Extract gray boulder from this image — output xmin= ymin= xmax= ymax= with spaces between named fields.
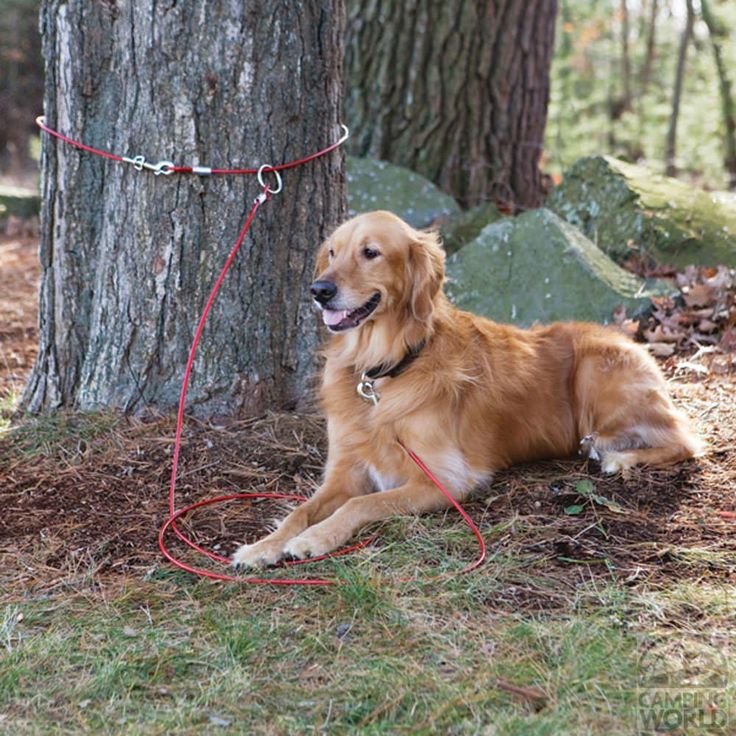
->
xmin=347 ymin=156 xmax=460 ymax=229
xmin=446 ymin=208 xmax=668 ymax=327
xmin=548 ymin=156 xmax=736 ymax=267
xmin=0 ymin=184 xmax=40 ymax=219
xmin=440 ymin=203 xmax=504 ymax=255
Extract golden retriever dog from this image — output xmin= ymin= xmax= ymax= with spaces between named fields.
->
xmin=232 ymin=210 xmax=702 ymax=567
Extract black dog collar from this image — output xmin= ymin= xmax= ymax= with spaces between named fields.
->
xmin=364 ymin=339 xmax=427 ymax=380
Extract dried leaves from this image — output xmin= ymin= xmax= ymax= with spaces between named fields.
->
xmin=615 ymin=265 xmax=736 ymax=370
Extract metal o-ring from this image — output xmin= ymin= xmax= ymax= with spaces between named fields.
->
xmin=257 ymin=164 xmax=283 ymax=194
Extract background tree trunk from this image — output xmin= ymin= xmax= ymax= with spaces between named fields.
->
xmin=344 ymin=0 xmax=558 ymax=211
xmin=639 ymin=0 xmax=659 ymax=95
xmin=0 ymin=0 xmax=43 ymax=179
xmin=24 ymin=0 xmax=346 ymax=416
xmin=619 ymin=0 xmax=632 ymax=112
xmin=665 ymin=0 xmax=694 ymax=177
xmin=700 ymin=0 xmax=736 ymax=190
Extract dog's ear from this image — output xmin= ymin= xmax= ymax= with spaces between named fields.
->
xmin=314 ymin=240 xmax=330 ymax=278
xmin=408 ymin=229 xmax=445 ymax=323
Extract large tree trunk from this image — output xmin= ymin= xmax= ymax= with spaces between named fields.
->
xmin=344 ymin=0 xmax=558 ymax=211
xmin=24 ymin=1 xmax=345 ymax=416
xmin=701 ymin=0 xmax=736 ymax=190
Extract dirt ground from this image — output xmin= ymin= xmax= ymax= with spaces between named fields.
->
xmin=1 ymin=234 xmax=735 ymax=595
xmin=0 ymin=231 xmax=39 ymax=404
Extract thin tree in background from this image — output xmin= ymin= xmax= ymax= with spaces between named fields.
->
xmin=344 ymin=0 xmax=558 ymax=211
xmin=665 ymin=0 xmax=694 ymax=177
xmin=553 ymin=0 xmax=575 ymax=174
xmin=700 ymin=0 xmax=736 ymax=190
xmin=640 ymin=0 xmax=659 ymax=95
xmin=620 ymin=0 xmax=632 ymax=111
xmin=24 ymin=0 xmax=345 ymax=416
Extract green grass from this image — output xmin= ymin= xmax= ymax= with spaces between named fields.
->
xmin=0 ymin=410 xmax=121 ymax=459
xmin=0 ymin=390 xmax=21 ymax=434
xmin=2 ymin=557 xmax=733 ymax=735
xmin=2 ymin=412 xmax=733 ymax=733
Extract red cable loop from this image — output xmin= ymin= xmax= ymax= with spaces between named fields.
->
xmin=36 ymin=116 xmax=349 ymax=176
xmin=38 ymin=115 xmax=487 ymax=586
xmin=36 ymin=116 xmax=125 ymax=162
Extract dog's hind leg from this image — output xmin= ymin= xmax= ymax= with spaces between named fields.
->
xmin=580 ymin=418 xmax=702 ymax=473
xmin=582 ymin=406 xmax=704 ymax=472
xmin=574 ymin=341 xmax=702 ymax=474
xmin=599 ymin=444 xmax=699 ymax=474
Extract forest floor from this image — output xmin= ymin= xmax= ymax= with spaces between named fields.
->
xmin=1 ymin=232 xmax=735 ymax=734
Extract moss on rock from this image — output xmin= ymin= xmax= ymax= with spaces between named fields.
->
xmin=446 ymin=208 xmax=669 ymax=326
xmin=347 ymin=157 xmax=460 ymax=229
xmin=439 ymin=203 xmax=504 ymax=255
xmin=547 ymin=156 xmax=736 ymax=267
xmin=0 ymin=184 xmax=40 ymax=220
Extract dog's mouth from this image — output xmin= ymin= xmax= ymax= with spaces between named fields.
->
xmin=321 ymin=292 xmax=381 ymax=332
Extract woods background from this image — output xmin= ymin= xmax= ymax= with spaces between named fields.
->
xmin=2 ymin=0 xmax=736 ymax=192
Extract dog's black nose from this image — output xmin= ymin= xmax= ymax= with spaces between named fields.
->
xmin=310 ymin=280 xmax=337 ymax=304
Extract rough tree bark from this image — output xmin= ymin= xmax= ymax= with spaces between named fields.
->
xmin=24 ymin=1 xmax=346 ymax=416
xmin=344 ymin=0 xmax=558 ymax=210
xmin=701 ymin=0 xmax=736 ymax=190
xmin=665 ymin=0 xmax=694 ymax=177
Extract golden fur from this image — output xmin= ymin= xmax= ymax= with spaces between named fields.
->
xmin=233 ymin=210 xmax=702 ymax=567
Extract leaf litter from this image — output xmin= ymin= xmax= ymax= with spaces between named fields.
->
xmin=1 ymin=236 xmax=735 ymax=604
xmin=615 ymin=263 xmax=736 ymax=374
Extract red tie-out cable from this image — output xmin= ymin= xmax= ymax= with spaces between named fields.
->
xmin=37 ymin=116 xmax=487 ymax=586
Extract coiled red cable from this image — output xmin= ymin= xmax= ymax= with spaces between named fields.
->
xmin=38 ymin=116 xmax=486 ymax=585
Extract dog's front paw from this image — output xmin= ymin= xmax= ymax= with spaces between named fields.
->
xmin=283 ymin=527 xmax=340 ymax=561
xmin=232 ymin=538 xmax=286 ymax=569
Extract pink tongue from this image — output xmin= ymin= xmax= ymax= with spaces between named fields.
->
xmin=322 ymin=309 xmax=349 ymax=326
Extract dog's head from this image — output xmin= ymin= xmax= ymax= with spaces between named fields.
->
xmin=312 ymin=211 xmax=445 ymax=334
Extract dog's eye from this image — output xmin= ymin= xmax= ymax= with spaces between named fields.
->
xmin=363 ymin=246 xmax=380 ymax=260
xmin=328 ymin=248 xmax=335 ymax=259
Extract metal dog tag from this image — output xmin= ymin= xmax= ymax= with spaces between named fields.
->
xmin=356 ymin=374 xmax=380 ymax=406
